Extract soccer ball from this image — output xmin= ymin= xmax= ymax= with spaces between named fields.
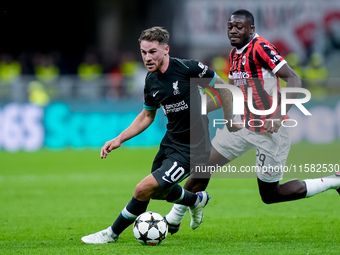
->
xmin=133 ymin=211 xmax=168 ymax=246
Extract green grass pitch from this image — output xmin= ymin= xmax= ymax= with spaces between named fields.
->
xmin=1 ymin=142 xmax=339 ymax=255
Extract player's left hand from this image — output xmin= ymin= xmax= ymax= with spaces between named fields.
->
xmin=226 ymin=120 xmax=243 ymax=132
xmin=264 ymin=118 xmax=281 ymax=133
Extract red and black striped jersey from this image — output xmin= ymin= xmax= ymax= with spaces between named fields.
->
xmin=229 ymin=34 xmax=288 ymax=133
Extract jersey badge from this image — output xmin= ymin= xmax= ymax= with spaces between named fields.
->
xmin=242 ymin=55 xmax=247 ymax=65
xmin=173 ymin=80 xmax=180 ymax=95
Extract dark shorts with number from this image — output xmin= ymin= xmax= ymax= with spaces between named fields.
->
xmin=151 ymin=143 xmax=191 ymax=190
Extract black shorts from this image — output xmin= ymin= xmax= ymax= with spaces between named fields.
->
xmin=151 ymin=145 xmax=190 ymax=190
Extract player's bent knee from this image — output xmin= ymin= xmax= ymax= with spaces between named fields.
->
xmin=259 ymin=193 xmax=277 ymax=204
xmin=258 ymin=187 xmax=281 ymax=204
xmin=134 ymin=180 xmax=164 ymax=201
xmin=134 ymin=182 xmax=154 ymax=200
xmin=257 ymin=179 xmax=281 ymax=204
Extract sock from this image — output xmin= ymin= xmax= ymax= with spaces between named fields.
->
xmin=304 ymin=176 xmax=340 ymax=197
xmin=165 ymin=204 xmax=188 ymax=225
xmin=111 ymin=197 xmax=149 ymax=235
xmin=165 ymin=184 xmax=198 ymax=206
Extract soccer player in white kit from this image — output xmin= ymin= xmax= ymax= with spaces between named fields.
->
xmin=165 ymin=9 xmax=340 ymax=234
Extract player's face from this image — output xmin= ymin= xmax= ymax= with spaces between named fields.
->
xmin=140 ymin=40 xmax=169 ymax=73
xmin=227 ymin=14 xmax=255 ymax=49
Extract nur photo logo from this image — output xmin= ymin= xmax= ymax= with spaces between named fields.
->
xmin=200 ymin=81 xmax=312 ymax=128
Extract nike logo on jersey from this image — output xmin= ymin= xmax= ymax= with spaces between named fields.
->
xmin=153 ymin=91 xmax=160 ymax=97
xmin=162 ymin=176 xmax=172 ymax=183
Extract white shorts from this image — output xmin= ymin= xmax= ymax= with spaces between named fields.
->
xmin=211 ymin=126 xmax=291 ymax=182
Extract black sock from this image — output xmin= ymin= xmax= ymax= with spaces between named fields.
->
xmin=111 ymin=197 xmax=149 ymax=235
xmin=165 ymin=184 xmax=198 ymax=206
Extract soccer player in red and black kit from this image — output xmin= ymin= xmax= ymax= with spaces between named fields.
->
xmin=165 ymin=9 xmax=340 ymax=233
xmin=81 ymin=26 xmax=233 ymax=243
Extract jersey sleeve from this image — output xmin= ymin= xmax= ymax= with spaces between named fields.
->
xmin=228 ymin=48 xmax=236 ymax=82
xmin=186 ymin=59 xmax=217 ymax=86
xmin=255 ymin=42 xmax=287 ymax=74
xmin=143 ymin=79 xmax=159 ymax=111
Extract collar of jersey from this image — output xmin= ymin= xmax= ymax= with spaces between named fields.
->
xmin=157 ymin=57 xmax=173 ymax=76
xmin=236 ymin=33 xmax=259 ymax=54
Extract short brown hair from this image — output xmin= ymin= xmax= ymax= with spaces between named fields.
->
xmin=138 ymin=26 xmax=170 ymax=44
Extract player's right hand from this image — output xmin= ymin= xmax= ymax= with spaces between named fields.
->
xmin=100 ymin=138 xmax=122 ymax=159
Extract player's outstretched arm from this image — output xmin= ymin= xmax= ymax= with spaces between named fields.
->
xmin=100 ymin=109 xmax=157 ymax=159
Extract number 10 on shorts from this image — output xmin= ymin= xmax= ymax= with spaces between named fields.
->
xmin=164 ymin=162 xmax=185 ymax=183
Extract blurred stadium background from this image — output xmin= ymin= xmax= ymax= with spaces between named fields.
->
xmin=1 ymin=0 xmax=340 ymax=151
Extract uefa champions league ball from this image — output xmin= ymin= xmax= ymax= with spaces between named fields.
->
xmin=133 ymin=211 xmax=168 ymax=245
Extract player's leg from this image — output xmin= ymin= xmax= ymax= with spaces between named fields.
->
xmin=81 ymin=177 xmax=153 ymax=244
xmin=166 ymin=126 xmax=250 ymax=233
xmin=111 ymin=168 xmax=206 ymax=239
xmin=81 ymin=148 xmax=168 ymax=244
xmin=81 ymin=195 xmax=148 ymax=244
xmin=257 ymin=178 xmax=307 ymax=203
xmin=81 ymin=167 xmax=202 ymax=244
xmin=186 ymin=147 xmax=229 ymax=229
xmin=255 ymin=146 xmax=306 ymax=203
xmin=112 ymin=146 xmax=200 ymax=238
xmin=164 ymin=171 xmax=210 ymax=233
xmin=183 ymin=146 xmax=231 ymax=192
xmin=303 ymin=173 xmax=340 ymax=197
xmin=258 ymin=173 xmax=340 ymax=203
xmin=182 ymin=168 xmax=211 ymax=193
xmin=255 ymin=126 xmax=305 ymax=203
xmin=165 ymin=146 xmax=229 ymax=233
xmin=152 ymin=157 xmax=210 ymax=230
xmin=255 ymin=126 xmax=340 ymax=203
